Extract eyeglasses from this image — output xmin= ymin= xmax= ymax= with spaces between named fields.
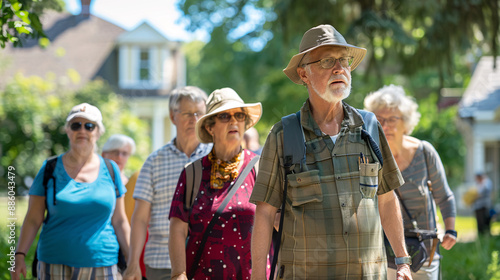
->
xmin=302 ymin=56 xmax=354 ymax=69
xmin=177 ymin=111 xmax=204 ymax=119
xmin=106 ymin=150 xmax=131 ymax=158
xmin=70 ymin=122 xmax=96 ymax=132
xmin=216 ymin=112 xmax=247 ymax=123
xmin=376 ymin=116 xmax=402 ymax=127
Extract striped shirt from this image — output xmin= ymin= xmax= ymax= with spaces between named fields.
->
xmin=133 ymin=139 xmax=212 ymax=269
xmin=250 ymin=100 xmax=404 ymax=280
xmin=398 ymin=140 xmax=456 ymax=256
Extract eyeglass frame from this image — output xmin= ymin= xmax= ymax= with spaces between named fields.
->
xmin=301 ymin=56 xmax=354 ymax=69
xmin=70 ymin=122 xmax=97 ymax=132
xmin=376 ymin=116 xmax=402 ymax=127
xmin=175 ymin=110 xmax=204 ymax=119
xmin=104 ymin=149 xmax=131 ymax=158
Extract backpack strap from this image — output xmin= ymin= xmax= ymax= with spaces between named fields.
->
xmin=357 ymin=109 xmax=383 ymax=166
xmin=270 ymin=111 xmax=306 ymax=279
xmin=183 ymin=159 xmax=203 ymax=211
xmin=43 ymin=156 xmax=59 ymax=206
xmin=103 ymin=158 xmax=119 ymax=197
xmin=281 ymin=111 xmax=306 ymax=170
xmin=42 ymin=156 xmax=58 ymax=223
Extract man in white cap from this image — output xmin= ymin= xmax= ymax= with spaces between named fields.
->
xmin=250 ymin=24 xmax=412 ymax=280
xmin=124 ymin=86 xmax=212 ymax=280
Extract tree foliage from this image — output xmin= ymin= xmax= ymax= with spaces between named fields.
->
xmin=177 ymin=0 xmax=493 ymax=187
xmin=0 ymin=0 xmax=64 ymax=48
xmin=0 ymin=75 xmax=150 ymax=193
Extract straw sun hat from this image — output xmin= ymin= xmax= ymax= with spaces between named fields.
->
xmin=283 ymin=24 xmax=367 ymax=84
xmin=196 ymin=88 xmax=262 ymax=143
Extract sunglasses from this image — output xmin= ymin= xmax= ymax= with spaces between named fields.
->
xmin=70 ymin=122 xmax=97 ymax=132
xmin=216 ymin=112 xmax=247 ymax=123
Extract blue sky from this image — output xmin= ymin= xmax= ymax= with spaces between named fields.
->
xmin=64 ymin=0 xmax=209 ymax=42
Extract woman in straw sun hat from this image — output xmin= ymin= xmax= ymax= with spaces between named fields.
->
xmin=168 ymin=87 xmax=268 ymax=280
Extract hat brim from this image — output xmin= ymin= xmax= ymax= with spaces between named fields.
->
xmin=283 ymin=43 xmax=367 ymax=84
xmin=196 ymin=102 xmax=262 ymax=143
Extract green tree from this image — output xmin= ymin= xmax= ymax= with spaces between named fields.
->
xmin=0 ymin=74 xmax=150 ymax=193
xmin=179 ymin=0 xmax=486 ymax=186
xmin=0 ymin=0 xmax=64 ymax=48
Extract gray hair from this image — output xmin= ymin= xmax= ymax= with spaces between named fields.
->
xmin=169 ymin=86 xmax=208 ymax=113
xmin=102 ymin=134 xmax=136 ymax=154
xmin=364 ymin=84 xmax=421 ymax=135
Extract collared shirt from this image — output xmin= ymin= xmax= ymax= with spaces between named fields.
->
xmin=133 ymin=139 xmax=212 ymax=269
xmin=250 ymin=99 xmax=404 ymax=280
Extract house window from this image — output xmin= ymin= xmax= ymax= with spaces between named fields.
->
xmin=139 ymin=49 xmax=150 ymax=81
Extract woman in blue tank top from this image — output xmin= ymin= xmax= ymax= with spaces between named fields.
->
xmin=11 ymin=103 xmax=130 ymax=280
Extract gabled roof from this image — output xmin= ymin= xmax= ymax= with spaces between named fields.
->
xmin=0 ymin=11 xmax=124 ymax=89
xmin=116 ymin=21 xmax=175 ymax=46
xmin=459 ymin=56 xmax=500 ymax=119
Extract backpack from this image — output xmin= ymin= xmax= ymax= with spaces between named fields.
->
xmin=269 ymin=108 xmax=383 ymax=279
xmin=32 ymin=156 xmax=124 ymax=277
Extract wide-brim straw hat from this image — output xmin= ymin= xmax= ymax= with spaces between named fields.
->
xmin=283 ymin=24 xmax=367 ymax=84
xmin=196 ymin=88 xmax=262 ymax=143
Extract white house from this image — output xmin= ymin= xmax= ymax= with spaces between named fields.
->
xmin=457 ymin=56 xmax=500 ymax=195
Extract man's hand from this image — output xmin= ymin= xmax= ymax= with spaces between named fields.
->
xmin=441 ymin=233 xmax=457 ymax=250
xmin=396 ymin=264 xmax=412 ymax=280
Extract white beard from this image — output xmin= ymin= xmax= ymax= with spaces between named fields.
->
xmin=313 ymin=79 xmax=351 ymax=103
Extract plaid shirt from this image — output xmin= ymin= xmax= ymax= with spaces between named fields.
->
xmin=133 ymin=139 xmax=212 ymax=269
xmin=250 ymin=100 xmax=404 ymax=280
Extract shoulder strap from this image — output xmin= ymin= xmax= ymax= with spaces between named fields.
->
xmin=184 ymin=159 xmax=203 ymax=211
xmin=281 ymin=111 xmax=306 ymax=170
xmin=270 ymin=111 xmax=305 ymax=280
xmin=421 ymin=141 xmax=438 ymax=230
xmin=188 ymin=155 xmax=259 ymax=277
xmin=357 ymin=109 xmax=383 ymax=166
xmin=43 ymin=156 xmax=58 ymax=206
xmin=358 ymin=109 xmax=380 ymax=146
xmin=104 ymin=158 xmax=119 ymax=197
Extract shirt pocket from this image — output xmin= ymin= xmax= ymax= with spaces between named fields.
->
xmin=287 ymin=170 xmax=323 ymax=206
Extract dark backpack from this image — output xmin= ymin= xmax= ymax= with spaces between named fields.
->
xmin=32 ymin=156 xmax=123 ymax=277
xmin=269 ymin=108 xmax=382 ymax=279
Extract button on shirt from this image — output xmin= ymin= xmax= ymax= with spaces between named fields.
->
xmin=133 ymin=139 xmax=212 ymax=268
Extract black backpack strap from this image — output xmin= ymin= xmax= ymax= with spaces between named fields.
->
xmin=270 ymin=111 xmax=306 ymax=279
xmin=103 ymin=158 xmax=119 ymax=196
xmin=357 ymin=109 xmax=383 ymax=166
xmin=43 ymin=156 xmax=58 ymax=206
xmin=281 ymin=111 xmax=306 ymax=170
xmin=183 ymin=159 xmax=203 ymax=212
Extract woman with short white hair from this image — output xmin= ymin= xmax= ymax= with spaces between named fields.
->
xmin=364 ymin=85 xmax=457 ymax=280
xmin=102 ymin=134 xmax=136 ymax=184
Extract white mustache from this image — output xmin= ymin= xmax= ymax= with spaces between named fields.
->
xmin=328 ymin=76 xmax=348 ymax=84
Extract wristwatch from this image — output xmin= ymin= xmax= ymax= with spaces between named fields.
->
xmin=395 ymin=256 xmax=412 ymax=266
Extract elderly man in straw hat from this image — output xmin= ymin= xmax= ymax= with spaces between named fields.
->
xmin=250 ymin=24 xmax=412 ymax=280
